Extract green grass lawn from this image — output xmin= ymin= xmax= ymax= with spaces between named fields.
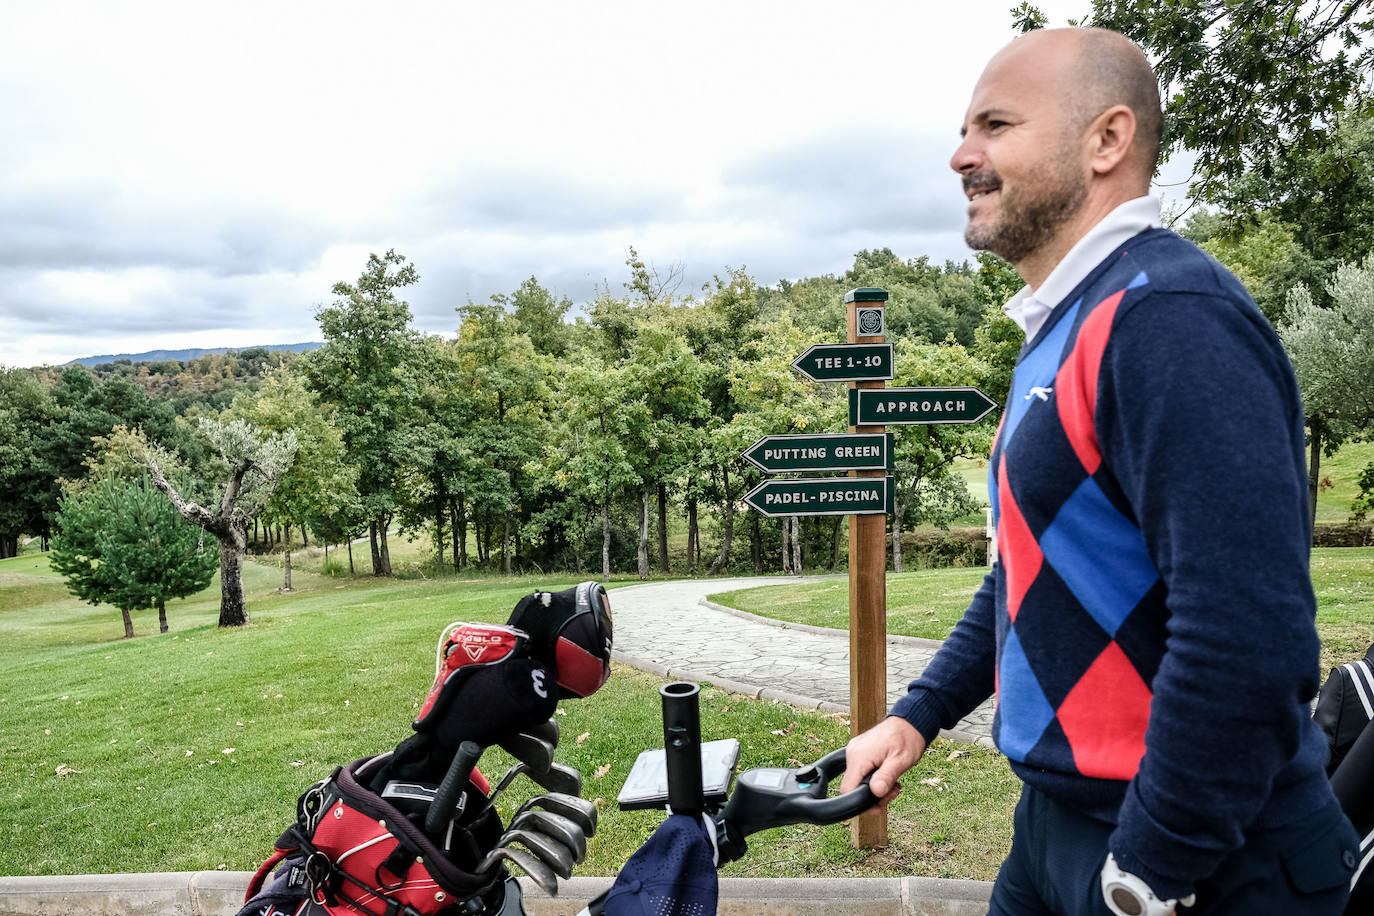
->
xmin=1314 ymin=439 xmax=1374 ymax=526
xmin=0 ymin=553 xmax=1017 ymax=881
xmin=713 ymin=548 xmax=1374 ymax=672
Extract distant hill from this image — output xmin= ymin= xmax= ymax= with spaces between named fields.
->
xmin=67 ymin=341 xmax=325 ymax=367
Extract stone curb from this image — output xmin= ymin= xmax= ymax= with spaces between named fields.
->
xmin=0 ymin=872 xmax=992 ymax=916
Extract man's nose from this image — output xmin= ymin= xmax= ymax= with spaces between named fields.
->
xmin=950 ymin=134 xmax=980 ymax=174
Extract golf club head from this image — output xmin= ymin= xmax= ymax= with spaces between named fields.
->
xmin=500 ymin=827 xmax=576 ymax=879
xmin=528 ymin=761 xmax=582 ymax=796
xmin=526 ymin=717 xmax=560 ymax=748
xmin=477 ymin=845 xmax=559 ymax=897
xmin=498 ymin=732 xmax=555 ymax=776
xmin=486 ymin=762 xmax=529 ymax=804
xmin=516 ymin=792 xmax=598 ymax=837
xmin=510 ymin=809 xmax=587 ymax=863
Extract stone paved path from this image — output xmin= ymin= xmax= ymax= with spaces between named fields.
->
xmin=608 ymin=576 xmax=995 ymax=746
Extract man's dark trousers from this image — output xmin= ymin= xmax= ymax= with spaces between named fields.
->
xmin=987 ymin=785 xmax=1359 ymax=915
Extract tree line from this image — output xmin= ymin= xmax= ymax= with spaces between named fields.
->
xmin=6 ymin=0 xmax=1374 ymax=632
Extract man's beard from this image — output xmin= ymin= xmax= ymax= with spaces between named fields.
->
xmin=963 ymin=156 xmax=1087 ymax=264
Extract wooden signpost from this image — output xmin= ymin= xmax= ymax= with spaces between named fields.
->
xmin=740 ymin=286 xmax=998 ymax=850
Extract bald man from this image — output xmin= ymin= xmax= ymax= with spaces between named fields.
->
xmin=842 ymin=28 xmax=1359 ymax=916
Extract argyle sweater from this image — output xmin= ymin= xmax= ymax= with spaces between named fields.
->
xmin=890 ymin=228 xmax=1334 ymax=898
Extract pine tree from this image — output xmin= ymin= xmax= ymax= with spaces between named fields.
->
xmin=50 ymin=476 xmax=217 ymax=638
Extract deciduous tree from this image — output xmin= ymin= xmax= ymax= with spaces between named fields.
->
xmin=143 ymin=418 xmax=297 ymax=626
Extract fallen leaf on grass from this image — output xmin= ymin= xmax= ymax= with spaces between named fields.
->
xmin=555 ymin=708 xmax=567 ymax=716
xmin=946 ymin=751 xmax=964 ymax=761
xmin=576 ymin=732 xmax=591 ymax=745
xmin=222 ymin=748 xmax=235 ymax=755
xmin=593 ymin=797 xmax=606 ymax=807
xmin=55 ymin=764 xmax=77 ymax=777
xmin=593 ymin=763 xmax=611 ymax=779
xmin=919 ymin=776 xmax=943 ymax=788
xmin=720 ymin=706 xmax=729 ymax=714
xmin=291 ymin=761 xmax=305 ymax=767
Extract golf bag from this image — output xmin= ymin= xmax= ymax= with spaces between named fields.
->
xmin=241 ymin=754 xmax=507 ymax=916
xmin=238 ymin=583 xmax=614 ymax=916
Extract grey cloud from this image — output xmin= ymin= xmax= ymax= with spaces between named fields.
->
xmin=406 ymin=166 xmax=687 ymax=235
xmin=0 ymin=181 xmax=333 ymax=276
xmin=718 ymin=129 xmax=966 ymax=235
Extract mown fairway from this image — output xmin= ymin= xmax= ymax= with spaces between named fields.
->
xmin=0 ymin=549 xmax=1018 ymax=881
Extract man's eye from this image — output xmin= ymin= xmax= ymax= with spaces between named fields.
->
xmin=988 ymin=121 xmax=1008 ymax=132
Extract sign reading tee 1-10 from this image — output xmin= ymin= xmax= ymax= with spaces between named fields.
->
xmin=791 ymin=343 xmax=893 ymax=382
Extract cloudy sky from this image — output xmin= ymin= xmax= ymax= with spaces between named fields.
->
xmin=1 ymin=0 xmax=1187 ymax=368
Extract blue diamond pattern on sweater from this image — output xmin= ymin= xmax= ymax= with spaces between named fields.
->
xmin=996 ymin=627 xmax=1056 ymax=761
xmin=1039 ymin=476 xmax=1159 ymax=637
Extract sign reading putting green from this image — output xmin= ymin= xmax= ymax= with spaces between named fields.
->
xmin=743 ymin=476 xmax=893 ymax=517
xmin=791 ymin=343 xmax=893 ymax=382
xmin=742 ymin=433 xmax=893 ymax=473
xmin=849 ymin=386 xmax=998 ymax=426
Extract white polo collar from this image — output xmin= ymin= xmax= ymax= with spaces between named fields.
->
xmin=1003 ymin=196 xmax=1162 ymax=343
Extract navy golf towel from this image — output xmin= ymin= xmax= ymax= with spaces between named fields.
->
xmin=602 ymin=814 xmax=718 ymax=916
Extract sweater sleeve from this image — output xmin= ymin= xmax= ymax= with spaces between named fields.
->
xmin=889 ymin=567 xmax=997 ymax=743
xmin=1096 ymin=290 xmax=1321 ymax=897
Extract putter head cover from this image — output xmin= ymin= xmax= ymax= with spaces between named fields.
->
xmin=506 ymin=581 xmax=613 ymax=699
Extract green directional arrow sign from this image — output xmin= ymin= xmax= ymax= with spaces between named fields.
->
xmin=742 ymin=433 xmax=892 ymax=473
xmin=849 ymin=386 xmax=998 ymax=426
xmin=791 ymin=343 xmax=894 ymax=382
xmin=743 ymin=476 xmax=892 ymax=518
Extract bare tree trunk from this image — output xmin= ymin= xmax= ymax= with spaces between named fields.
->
xmin=1309 ymin=416 xmax=1322 ymax=531
xmin=637 ymin=490 xmax=651 ymax=579
xmin=657 ymin=482 xmax=669 ymax=573
xmin=369 ymin=522 xmax=382 ymax=575
xmin=831 ymin=517 xmax=843 ymax=570
xmin=750 ymin=514 xmax=762 ymax=574
xmin=791 ymin=516 xmax=803 ymax=573
xmin=122 ymin=608 xmax=135 ymax=639
xmin=300 ymin=524 xmax=307 ymax=547
xmin=219 ymin=533 xmax=249 ymax=626
xmin=892 ymin=501 xmax=905 ymax=573
xmin=435 ymin=502 xmax=445 ymax=569
xmin=347 ymin=538 xmax=354 ymax=575
xmin=283 ymin=543 xmax=293 ymax=591
xmin=601 ymin=496 xmax=612 ymax=582
xmin=502 ymin=515 xmax=512 ymax=575
xmin=709 ymin=465 xmax=734 ymax=574
xmin=456 ymin=494 xmax=468 ymax=569
xmin=157 ymin=599 xmax=168 ymax=634
xmin=0 ymin=535 xmax=16 ymax=559
xmin=781 ymin=518 xmax=792 ymax=574
xmin=686 ymin=498 xmax=698 ymax=574
xmin=378 ymin=516 xmax=393 ymax=576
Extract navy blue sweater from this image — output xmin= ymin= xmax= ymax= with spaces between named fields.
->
xmin=890 ymin=228 xmax=1334 ymax=898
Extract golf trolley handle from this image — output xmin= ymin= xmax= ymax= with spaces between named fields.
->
xmin=426 ymin=739 xmax=483 ymax=836
xmin=719 ymin=746 xmax=879 ymax=841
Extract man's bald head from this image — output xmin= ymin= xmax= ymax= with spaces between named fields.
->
xmin=1069 ymin=29 xmax=1162 ymax=174
xmin=1014 ymin=28 xmax=1163 ymax=177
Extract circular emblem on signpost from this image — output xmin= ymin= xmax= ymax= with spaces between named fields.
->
xmin=856 ymin=307 xmax=885 ymax=337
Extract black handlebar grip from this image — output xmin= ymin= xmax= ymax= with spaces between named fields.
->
xmin=426 ymin=739 xmax=483 ymax=836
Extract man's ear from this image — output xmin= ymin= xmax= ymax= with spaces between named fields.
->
xmin=1086 ymin=104 xmax=1137 ymax=176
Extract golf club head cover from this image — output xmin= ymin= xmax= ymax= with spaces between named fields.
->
xmin=506 ymin=581 xmax=613 ymax=699
xmin=377 ymin=624 xmax=557 ymax=790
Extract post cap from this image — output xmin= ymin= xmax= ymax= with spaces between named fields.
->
xmin=845 ymin=287 xmax=889 ymax=303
